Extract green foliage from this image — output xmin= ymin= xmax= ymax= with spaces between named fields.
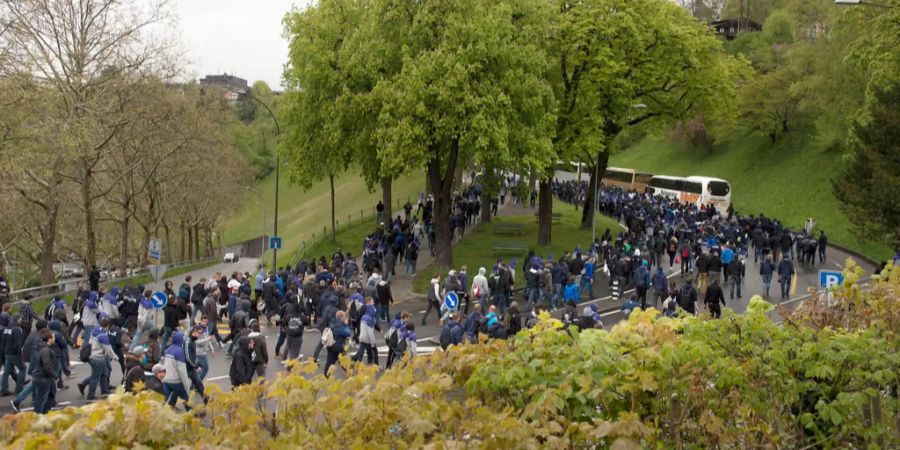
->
xmin=762 ymin=9 xmax=796 ymax=45
xmin=3 ymin=263 xmax=896 ymax=448
xmin=832 ymin=81 xmax=900 ymax=247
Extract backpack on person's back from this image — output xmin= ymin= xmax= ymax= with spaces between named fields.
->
xmin=320 ymin=326 xmax=335 ymax=348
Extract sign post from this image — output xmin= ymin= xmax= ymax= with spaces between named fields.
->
xmin=148 ymin=238 xmax=161 ymax=265
xmin=269 ymin=237 xmax=282 ymax=250
xmin=818 ymin=270 xmax=844 ymax=290
xmin=147 ymin=264 xmax=169 ymax=283
xmin=150 ymin=291 xmax=168 ymax=309
xmin=443 ymin=291 xmax=459 ymax=311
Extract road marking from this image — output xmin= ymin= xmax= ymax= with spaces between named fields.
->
xmin=21 ymin=401 xmax=71 ymax=412
xmin=206 ymin=375 xmax=230 ymax=382
xmin=600 ymin=310 xmax=621 ymax=318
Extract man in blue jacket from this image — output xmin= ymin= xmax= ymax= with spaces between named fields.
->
xmin=651 ymin=267 xmax=668 ymax=309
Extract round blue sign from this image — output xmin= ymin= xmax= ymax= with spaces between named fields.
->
xmin=443 ymin=291 xmax=459 ymax=310
xmin=151 ymin=291 xmax=168 ymax=309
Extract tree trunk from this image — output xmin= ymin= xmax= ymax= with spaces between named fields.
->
xmin=329 ymin=174 xmax=336 ymax=242
xmin=381 ymin=177 xmax=393 ymax=225
xmin=194 ymin=225 xmax=201 ymax=261
xmin=180 ymin=221 xmax=186 ymax=263
xmin=39 ymin=205 xmax=61 ymax=285
xmin=427 ymin=138 xmax=460 ymax=269
xmin=205 ymin=228 xmax=213 ymax=258
xmin=537 ymin=178 xmax=553 ymax=245
xmin=119 ymin=216 xmax=130 ymax=276
xmin=81 ymin=166 xmax=97 ymax=269
xmin=480 ymin=162 xmax=495 ymax=223
xmin=187 ymin=225 xmax=194 ymax=261
xmin=580 ymin=150 xmax=609 ymax=229
xmin=164 ymin=223 xmax=171 ymax=264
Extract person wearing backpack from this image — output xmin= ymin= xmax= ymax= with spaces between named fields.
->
xmin=352 ymin=299 xmax=379 ymax=364
xmin=384 ymin=311 xmax=409 ymax=369
xmin=633 ymin=261 xmax=651 ymax=309
xmin=463 ymin=304 xmax=484 ymax=344
xmin=323 ymin=311 xmax=352 ymax=378
xmin=679 ymin=242 xmax=691 ymax=275
xmin=677 ymin=280 xmax=698 ymax=316
xmin=282 ymin=293 xmax=309 ymax=362
xmin=77 ymin=317 xmax=119 ymax=400
xmin=229 ymin=337 xmax=254 ymax=388
xmin=503 ymin=302 xmax=522 ymax=338
xmin=439 ymin=312 xmax=463 ymax=350
xmin=651 ymin=267 xmax=668 ymax=309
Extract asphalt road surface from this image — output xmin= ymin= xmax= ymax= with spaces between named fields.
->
xmin=0 ymin=234 xmax=875 ymax=415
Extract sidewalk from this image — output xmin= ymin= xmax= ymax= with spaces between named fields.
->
xmin=387 ymin=198 xmax=520 ymax=303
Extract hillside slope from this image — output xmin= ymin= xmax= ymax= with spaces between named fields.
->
xmin=611 ymin=131 xmax=890 ymax=260
xmin=223 ymin=171 xmax=426 ymax=261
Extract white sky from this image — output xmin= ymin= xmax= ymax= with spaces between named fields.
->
xmin=172 ymin=0 xmax=310 ymax=90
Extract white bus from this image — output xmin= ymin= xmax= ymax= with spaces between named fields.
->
xmin=646 ymin=175 xmax=732 ymax=211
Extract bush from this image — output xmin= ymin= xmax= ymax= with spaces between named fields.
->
xmin=2 ymin=263 xmax=897 ymax=449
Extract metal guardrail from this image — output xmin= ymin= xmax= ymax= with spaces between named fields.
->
xmin=5 ymin=257 xmax=218 ymax=303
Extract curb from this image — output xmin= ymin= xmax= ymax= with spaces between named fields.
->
xmin=828 ymin=242 xmax=880 ymax=268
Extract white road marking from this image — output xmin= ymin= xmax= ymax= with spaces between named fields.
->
xmin=205 ymin=375 xmax=230 ymax=382
xmin=21 ymin=401 xmax=71 ymax=412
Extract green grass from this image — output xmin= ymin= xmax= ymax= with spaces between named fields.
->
xmin=223 ymin=170 xmax=426 ymax=267
xmin=610 ymin=131 xmax=892 ymax=261
xmin=410 ymin=202 xmax=621 ymax=294
xmin=291 ymin=217 xmax=379 ymax=264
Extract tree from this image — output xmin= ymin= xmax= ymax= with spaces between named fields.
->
xmin=0 ymin=0 xmax=176 ymax=270
xmin=281 ymin=2 xmax=360 ymax=242
xmin=543 ymin=0 xmax=743 ymax=230
xmin=373 ymin=0 xmax=556 ymax=267
xmin=833 ymin=81 xmax=900 ymax=247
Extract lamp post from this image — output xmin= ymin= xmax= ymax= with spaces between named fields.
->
xmin=244 ymin=186 xmax=268 ymax=259
xmin=236 ymin=90 xmax=281 ymax=270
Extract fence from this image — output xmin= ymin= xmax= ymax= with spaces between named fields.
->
xmin=288 ymin=196 xmax=412 ymax=267
xmin=4 ymin=256 xmax=221 ymax=304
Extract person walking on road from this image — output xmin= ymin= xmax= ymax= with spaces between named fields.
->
xmin=777 ymin=255 xmax=795 ymax=300
xmin=31 ymin=328 xmax=58 ymax=414
xmin=759 ymin=257 xmax=775 ymax=298
xmin=704 ymin=279 xmax=726 ymax=319
xmin=727 ymin=257 xmax=745 ymax=300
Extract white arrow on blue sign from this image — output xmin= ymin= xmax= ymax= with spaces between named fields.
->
xmin=150 ymin=291 xmax=168 ymax=309
xmin=443 ymin=291 xmax=459 ymax=310
xmin=818 ymin=270 xmax=844 ymax=289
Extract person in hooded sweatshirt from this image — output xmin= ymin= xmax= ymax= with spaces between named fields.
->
xmin=352 ymin=299 xmax=379 ymax=364
xmin=226 ymin=300 xmax=251 ymax=357
xmin=48 ymin=320 xmax=70 ymax=388
xmin=470 ymin=267 xmax=491 ymax=312
xmin=229 ymin=336 xmax=255 ymax=387
xmin=80 ymin=291 xmax=101 ymax=344
xmin=323 ymin=311 xmax=352 ymax=378
xmin=119 ymin=285 xmax=141 ymax=334
xmin=10 ymin=320 xmax=47 ymax=411
xmin=248 ymin=321 xmax=268 ymax=379
xmin=101 ymin=287 xmax=121 ymax=325
xmin=161 ymin=331 xmax=192 ymax=410
xmin=31 ymin=329 xmax=58 ymax=414
xmin=1 ymin=314 xmax=26 ymax=396
xmin=78 ymin=317 xmax=119 ymax=400
xmin=132 ymin=290 xmax=155 ymax=350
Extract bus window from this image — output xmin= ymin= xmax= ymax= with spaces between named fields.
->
xmin=708 ymin=181 xmax=730 ymax=196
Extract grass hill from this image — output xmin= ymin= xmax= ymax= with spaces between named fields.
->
xmin=223 ymin=171 xmax=426 ymax=264
xmin=611 ymin=130 xmax=891 ymax=260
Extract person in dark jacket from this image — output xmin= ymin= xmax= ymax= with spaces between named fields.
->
xmin=31 ymin=329 xmax=58 ymax=414
xmin=119 ymin=285 xmax=141 ymax=334
xmin=727 ymin=258 xmax=745 ymax=300
xmin=677 ymin=280 xmax=698 ymax=315
xmin=48 ymin=320 xmax=70 ymax=387
xmin=261 ymin=273 xmax=279 ymax=326
xmin=704 ymin=279 xmax=726 ymax=319
xmin=282 ymin=292 xmax=308 ymax=361
xmin=1 ymin=314 xmax=26 ymax=395
xmin=504 ymin=302 xmax=522 ymax=338
xmin=9 ymin=320 xmax=48 ymax=410
xmin=248 ymin=321 xmax=268 ymax=379
xmin=759 ymin=256 xmax=775 ymax=298
xmin=161 ymin=293 xmax=180 ymax=350
xmin=777 ymin=255 xmax=795 ymax=299
xmin=229 ymin=337 xmax=255 ymax=387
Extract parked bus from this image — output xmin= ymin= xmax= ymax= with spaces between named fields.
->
xmin=646 ymin=175 xmax=732 ymax=211
xmin=601 ymin=167 xmax=653 ymax=191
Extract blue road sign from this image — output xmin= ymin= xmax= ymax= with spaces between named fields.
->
xmin=819 ymin=270 xmax=844 ymax=289
xmin=270 ymin=237 xmax=282 ymax=250
xmin=150 ymin=291 xmax=168 ymax=309
xmin=444 ymin=291 xmax=459 ymax=310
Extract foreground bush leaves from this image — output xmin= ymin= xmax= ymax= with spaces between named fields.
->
xmin=1 ymin=264 xmax=897 ymax=449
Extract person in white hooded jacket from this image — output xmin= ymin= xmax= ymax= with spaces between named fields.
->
xmin=470 ymin=267 xmax=491 ymax=311
xmin=352 ymin=298 xmax=378 ymax=364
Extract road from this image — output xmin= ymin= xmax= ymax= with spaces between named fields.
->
xmin=0 ymin=232 xmax=876 ymax=415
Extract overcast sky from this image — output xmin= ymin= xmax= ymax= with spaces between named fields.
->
xmin=173 ymin=0 xmax=309 ymax=90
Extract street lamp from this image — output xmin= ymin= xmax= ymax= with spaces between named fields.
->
xmin=245 ymin=186 xmax=268 ymax=260
xmin=235 ymin=89 xmax=281 ymax=271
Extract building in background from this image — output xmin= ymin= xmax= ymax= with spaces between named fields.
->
xmin=200 ymin=73 xmax=248 ymax=101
